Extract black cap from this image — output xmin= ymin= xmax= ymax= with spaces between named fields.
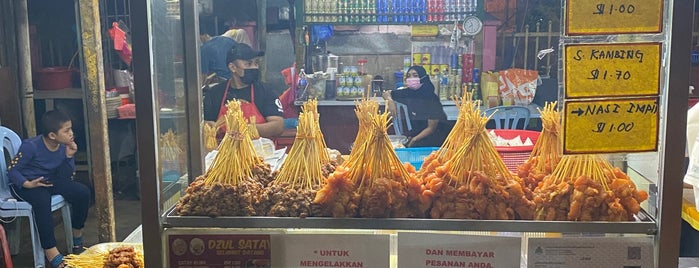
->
xmin=226 ymin=42 xmax=265 ymax=63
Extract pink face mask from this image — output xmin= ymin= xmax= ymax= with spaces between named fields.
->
xmin=406 ymin=77 xmax=422 ymax=89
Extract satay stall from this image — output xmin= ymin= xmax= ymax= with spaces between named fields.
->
xmin=123 ymin=0 xmax=691 ymax=267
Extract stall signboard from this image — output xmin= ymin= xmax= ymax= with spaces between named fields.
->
xmin=167 ymin=233 xmax=273 ymax=268
xmin=563 ymin=97 xmax=659 ymax=154
xmin=527 ymin=237 xmax=654 ymax=268
xmin=397 ymin=232 xmax=521 ymax=268
xmin=280 ymin=234 xmax=390 ymax=267
xmin=565 ymin=0 xmax=663 ymax=35
xmin=564 ymin=43 xmax=661 ymax=99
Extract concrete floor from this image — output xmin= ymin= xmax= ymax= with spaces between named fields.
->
xmin=7 ymin=198 xmax=142 ymax=267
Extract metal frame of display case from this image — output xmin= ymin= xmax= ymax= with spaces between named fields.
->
xmin=131 ymin=1 xmax=693 ymax=267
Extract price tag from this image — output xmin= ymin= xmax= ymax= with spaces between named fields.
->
xmin=397 ymin=232 xmax=521 ymax=268
xmin=280 ymin=234 xmax=390 ymax=267
xmin=565 ymin=0 xmax=663 ymax=35
xmin=563 ymin=98 xmax=659 ymax=154
xmin=527 ymin=237 xmax=653 ymax=268
xmin=564 ymin=43 xmax=661 ymax=99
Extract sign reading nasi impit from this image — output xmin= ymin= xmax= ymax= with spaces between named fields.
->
xmin=564 ymin=43 xmax=661 ymax=99
xmin=566 ymin=0 xmax=663 ymax=35
xmin=563 ymin=98 xmax=659 ymax=154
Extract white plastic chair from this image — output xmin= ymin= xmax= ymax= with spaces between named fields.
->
xmin=392 ymin=101 xmax=413 ymax=137
xmin=1 ymin=126 xmax=73 ymax=267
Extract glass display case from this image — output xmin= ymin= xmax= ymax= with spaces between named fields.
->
xmin=129 ymin=1 xmax=692 ymax=267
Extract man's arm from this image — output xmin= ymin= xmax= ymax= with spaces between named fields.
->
xmin=258 ymin=116 xmax=284 ymax=138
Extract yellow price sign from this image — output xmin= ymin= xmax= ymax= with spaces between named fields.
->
xmin=564 ymin=43 xmax=661 ymax=99
xmin=563 ymin=98 xmax=658 ymax=154
xmin=566 ymin=0 xmax=663 ymax=35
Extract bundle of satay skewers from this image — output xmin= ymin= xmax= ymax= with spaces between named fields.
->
xmin=64 ymin=245 xmax=143 ymax=268
xmin=516 ymin=102 xmax=562 ymax=192
xmin=420 ymin=94 xmax=535 ymax=220
xmin=532 ymin=154 xmax=649 ymax=221
xmin=175 ymin=100 xmax=268 ymax=217
xmin=257 ymin=100 xmax=336 ymax=217
xmin=314 ymin=99 xmax=427 ymax=218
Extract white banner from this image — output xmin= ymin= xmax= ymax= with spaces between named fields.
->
xmin=527 ymin=236 xmax=654 ymax=268
xmin=280 ymin=234 xmax=390 ymax=267
xmin=398 ymin=232 xmax=521 ymax=268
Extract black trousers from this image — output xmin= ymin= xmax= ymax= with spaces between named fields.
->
xmin=10 ymin=179 xmax=91 ymax=249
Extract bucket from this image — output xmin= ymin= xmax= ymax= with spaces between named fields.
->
xmin=37 ymin=67 xmax=73 ymax=90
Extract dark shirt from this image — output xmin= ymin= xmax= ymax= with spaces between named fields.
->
xmin=7 ymin=135 xmax=75 ymax=186
xmin=200 ymin=36 xmax=237 ymax=79
xmin=203 ymin=81 xmax=283 ymax=121
xmin=391 ymin=88 xmax=447 ymax=137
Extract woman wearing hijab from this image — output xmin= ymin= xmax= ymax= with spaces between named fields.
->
xmin=382 ymin=65 xmax=450 ymax=147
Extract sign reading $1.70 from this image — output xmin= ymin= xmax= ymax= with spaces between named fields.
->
xmin=563 ymin=98 xmax=659 ymax=154
xmin=564 ymin=43 xmax=661 ymax=99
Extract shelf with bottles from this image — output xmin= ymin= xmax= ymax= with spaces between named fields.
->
xmin=411 ymin=40 xmax=481 ymax=101
xmin=303 ymin=0 xmax=482 ymax=25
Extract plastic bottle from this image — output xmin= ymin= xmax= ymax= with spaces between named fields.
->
xmin=297 ymin=69 xmax=309 ymax=99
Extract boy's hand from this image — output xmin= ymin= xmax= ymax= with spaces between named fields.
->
xmin=66 ymin=141 xmax=78 ymax=158
xmin=22 ymin=177 xmax=53 ymax=188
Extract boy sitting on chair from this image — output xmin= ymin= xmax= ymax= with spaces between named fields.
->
xmin=7 ymin=110 xmax=91 ymax=268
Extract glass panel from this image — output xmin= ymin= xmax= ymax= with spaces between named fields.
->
xmin=150 ymin=0 xmax=189 ymax=209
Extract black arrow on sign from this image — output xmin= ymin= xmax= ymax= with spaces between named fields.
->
xmin=571 ymin=108 xmax=584 ymax=116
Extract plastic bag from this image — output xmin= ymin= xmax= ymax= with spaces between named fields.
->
xmin=481 ymin=71 xmax=500 ymax=106
xmin=312 ymin=25 xmax=333 ymax=45
xmin=498 ymin=68 xmax=538 ymax=106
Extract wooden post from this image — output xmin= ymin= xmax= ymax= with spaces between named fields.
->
xmin=76 ymin=0 xmax=115 ymax=242
xmin=14 ymin=0 xmax=35 ymax=137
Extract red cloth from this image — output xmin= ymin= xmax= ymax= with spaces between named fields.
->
xmin=108 ymin=22 xmax=132 ymax=65
xmin=279 ymin=88 xmax=299 ymax=119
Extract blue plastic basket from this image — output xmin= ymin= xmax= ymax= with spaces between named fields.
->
xmin=394 ymin=147 xmax=441 ymax=169
xmin=692 ymin=51 xmax=699 ymax=65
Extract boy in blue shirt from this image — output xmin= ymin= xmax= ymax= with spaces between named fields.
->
xmin=7 ymin=110 xmax=91 ymax=267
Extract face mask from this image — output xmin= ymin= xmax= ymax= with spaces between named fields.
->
xmin=406 ymin=77 xmax=422 ymax=89
xmin=240 ymin=68 xmax=259 ymax=85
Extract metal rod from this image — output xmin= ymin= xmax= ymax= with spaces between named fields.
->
xmin=534 ymin=22 xmax=540 ymax=72
xmin=657 ymin=0 xmax=693 ymax=267
xmin=180 ymin=0 xmax=204 ymax=184
xmin=524 ymin=26 xmax=529 ymax=69
xmin=546 ymin=20 xmax=552 ymax=70
xmin=130 ymin=0 xmax=163 ymax=266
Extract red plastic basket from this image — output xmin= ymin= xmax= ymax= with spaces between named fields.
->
xmin=117 ymin=104 xmax=136 ymax=119
xmin=491 ymin=129 xmax=540 ymax=172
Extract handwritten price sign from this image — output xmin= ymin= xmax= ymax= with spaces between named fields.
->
xmin=564 ymin=43 xmax=661 ymax=99
xmin=563 ymin=98 xmax=659 ymax=154
xmin=565 ymin=0 xmax=662 ymax=35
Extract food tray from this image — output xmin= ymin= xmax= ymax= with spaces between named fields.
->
xmin=395 ymin=147 xmax=440 ymax=169
xmin=491 ymin=129 xmax=540 ymax=172
xmin=81 ymin=242 xmax=143 ymax=255
xmin=164 ymin=206 xmax=657 ymax=234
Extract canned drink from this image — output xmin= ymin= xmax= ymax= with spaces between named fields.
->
xmin=472 ymin=68 xmax=480 ymax=83
xmin=450 ymin=54 xmax=459 ymax=69
xmin=354 ymin=76 xmax=363 ymax=86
